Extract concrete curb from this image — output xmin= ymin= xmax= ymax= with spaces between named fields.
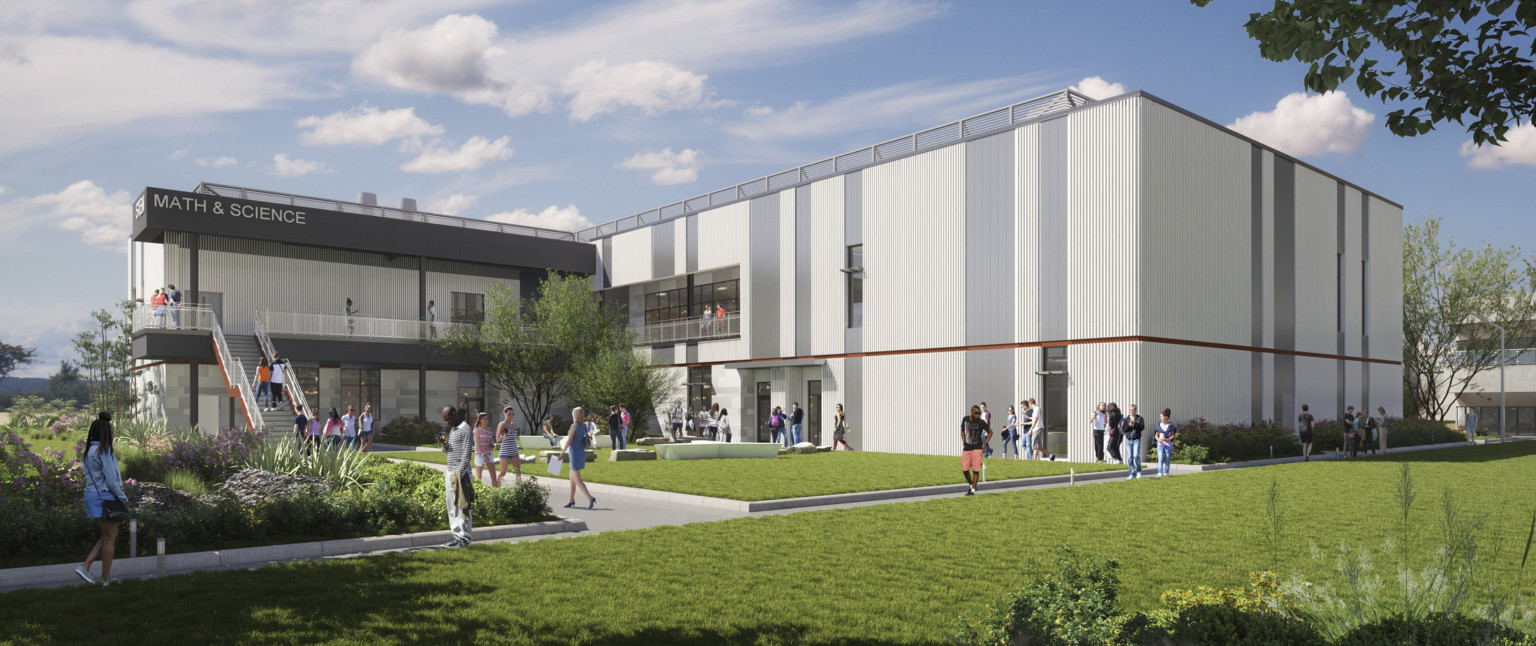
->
xmin=1192 ymin=438 xmax=1519 ymax=471
xmin=0 ymin=516 xmax=586 ymax=591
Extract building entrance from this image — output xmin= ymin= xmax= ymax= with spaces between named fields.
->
xmin=756 ymin=381 xmax=772 ymax=442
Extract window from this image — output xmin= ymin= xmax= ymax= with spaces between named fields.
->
xmin=340 ymin=369 xmax=380 ymax=418
xmin=691 ymin=279 xmax=740 ymax=318
xmin=645 ymin=286 xmax=690 ymax=324
xmin=451 ymin=292 xmax=484 ymax=324
xmin=647 ymin=279 xmax=740 ymax=324
xmin=846 ymin=244 xmax=863 ymax=328
xmin=457 ymin=372 xmax=485 ymax=419
xmin=687 ymin=366 xmax=713 ymax=414
xmin=292 ymin=367 xmax=320 ymax=412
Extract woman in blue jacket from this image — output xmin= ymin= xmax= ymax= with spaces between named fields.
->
xmin=77 ymin=412 xmax=129 ymax=586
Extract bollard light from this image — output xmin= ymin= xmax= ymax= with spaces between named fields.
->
xmin=1070 ymin=467 xmax=1075 ymax=486
xmin=129 ymin=519 xmax=137 ymax=558
xmin=157 ymin=538 xmax=166 ymax=577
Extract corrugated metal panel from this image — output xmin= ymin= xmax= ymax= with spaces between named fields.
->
xmin=1065 ymin=342 xmax=1141 ymax=462
xmin=779 ymin=188 xmax=796 ymax=356
xmin=1293 ymin=166 xmax=1338 ymax=354
xmin=1368 ymin=197 xmax=1403 ymax=361
xmin=1371 ymin=363 xmax=1404 ymax=417
xmin=747 ymin=196 xmax=779 ymax=358
xmin=965 ymin=131 xmax=1015 ymax=346
xmin=1343 ymin=186 xmax=1363 ymax=357
xmin=1067 ymin=98 xmax=1141 ymax=338
xmin=1138 ymin=101 xmax=1252 ymax=345
xmin=1015 ymin=124 xmax=1040 ymax=343
xmin=965 ymin=348 xmax=1014 ymax=455
xmin=674 ymin=218 xmax=688 ymax=276
xmin=696 ymin=202 xmax=748 ymax=271
xmin=1038 ymin=118 xmax=1069 ymax=340
xmin=863 ymin=145 xmax=966 ymax=352
xmin=1261 ymin=150 xmax=1276 ymax=421
xmin=809 ymin=177 xmax=846 ymax=355
xmin=863 ymin=351 xmax=965 ymax=455
xmin=607 ymin=227 xmax=652 ymax=286
xmin=1138 ymin=343 xmax=1252 ymax=426
xmin=1295 ymin=356 xmax=1340 ymax=420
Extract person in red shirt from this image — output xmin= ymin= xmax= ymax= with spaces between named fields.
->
xmin=150 ymin=289 xmax=168 ymax=326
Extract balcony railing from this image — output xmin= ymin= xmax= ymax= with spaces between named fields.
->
xmin=256 ymin=309 xmax=475 ymax=341
xmin=632 ymin=313 xmax=741 ymax=345
xmin=132 ymin=304 xmax=218 ymax=332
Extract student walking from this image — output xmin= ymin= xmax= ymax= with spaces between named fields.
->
xmin=1344 ymin=405 xmax=1360 ymax=458
xmin=496 ymin=405 xmax=522 ymax=485
xmin=1089 ymin=403 xmax=1108 ymax=463
xmin=561 ymin=407 xmax=597 ymax=509
xmin=427 ymin=300 xmax=437 ymax=339
xmin=959 ymin=405 xmax=992 ymax=496
xmin=832 ymin=403 xmax=854 ymax=450
xmin=1154 ymin=408 xmax=1177 ymax=477
xmin=1121 ymin=404 xmax=1146 ymax=479
xmin=1298 ymin=404 xmax=1316 ymax=461
xmin=472 ymin=412 xmax=499 ymax=488
xmin=1029 ymin=398 xmax=1056 ymax=461
xmin=359 ymin=404 xmax=375 ymax=452
xmin=323 ymin=408 xmax=343 ymax=450
xmin=292 ymin=409 xmax=309 ymax=444
xmin=980 ymin=403 xmax=994 ymax=457
xmin=1018 ymin=399 xmax=1034 ymax=460
xmin=1000 ymin=405 xmax=1020 ymax=458
xmin=670 ymin=402 xmax=684 ymax=440
xmin=269 ymin=356 xmax=287 ymax=411
xmin=619 ymin=404 xmax=632 ymax=448
xmin=341 ymin=405 xmax=359 ymax=450
xmin=607 ymin=405 xmax=624 ymax=450
xmin=256 ymin=357 xmax=272 ymax=411
xmin=436 ymin=406 xmax=475 ymax=548
xmin=77 ymin=413 xmax=128 ymax=586
xmin=769 ymin=406 xmax=785 ymax=446
xmin=1360 ymin=407 xmax=1380 ymax=456
xmin=1377 ymin=407 xmax=1389 ymax=453
xmin=1465 ymin=409 xmax=1478 ymax=441
xmin=1105 ymin=403 xmax=1125 ymax=464
xmin=789 ymin=402 xmax=804 ymax=445
xmin=709 ymin=404 xmax=722 ymax=441
xmin=307 ymin=413 xmax=322 ymax=453
xmin=718 ymin=409 xmax=733 ymax=443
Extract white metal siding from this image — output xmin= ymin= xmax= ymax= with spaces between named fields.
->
xmin=779 ymin=188 xmax=797 ymax=356
xmin=1139 ymin=343 xmax=1253 ymax=426
xmin=696 ymin=202 xmax=748 ymax=272
xmin=809 ymin=177 xmax=846 ymax=355
xmin=1295 ymin=356 xmax=1340 ymax=420
xmin=864 ymin=145 xmax=966 ymax=352
xmin=863 ymin=351 xmax=965 ymax=455
xmin=1372 ymin=363 xmax=1404 ymax=418
xmin=1015 ymin=123 xmax=1041 ymax=343
xmin=1293 ymin=166 xmax=1339 ymax=355
xmin=1139 ymin=100 xmax=1252 ymax=345
xmin=1343 ymin=187 xmax=1363 ymax=356
xmin=1368 ymin=197 xmax=1403 ymax=361
xmin=607 ymin=227 xmax=653 ymax=287
xmin=1261 ymin=151 xmax=1276 ymax=418
xmin=1067 ymin=97 xmax=1141 ymax=338
xmin=1064 ymin=342 xmax=1142 ymax=462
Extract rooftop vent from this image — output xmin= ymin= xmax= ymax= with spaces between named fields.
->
xmin=358 ymin=192 xmax=377 ymax=206
xmin=399 ymin=197 xmax=417 ymax=211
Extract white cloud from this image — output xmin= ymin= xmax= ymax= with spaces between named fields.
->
xmin=0 ymin=36 xmax=295 ymax=156
xmin=563 ymin=60 xmax=711 ymax=121
xmin=620 ymin=148 xmax=703 ymax=185
xmin=427 ymin=193 xmax=478 ymax=215
xmin=0 ymin=296 xmax=98 ymax=378
xmin=297 ymin=105 xmax=443 ymax=146
xmin=399 ymin=135 xmax=513 ymax=174
xmin=728 ymin=74 xmax=1054 ymax=140
xmin=353 ymin=1 xmax=945 ymax=120
xmin=125 ymin=0 xmax=512 ymax=54
xmin=169 ymin=148 xmax=189 ymax=160
xmin=0 ymin=180 xmax=132 ymax=249
xmin=1071 ymin=76 xmax=1126 ymax=100
xmin=485 ymin=204 xmax=591 ymax=232
xmin=1459 ymin=122 xmax=1536 ymax=170
xmin=272 ymin=153 xmax=329 ymax=177
xmin=1228 ymin=91 xmax=1375 ymax=157
xmin=195 ymin=156 xmax=238 ymax=168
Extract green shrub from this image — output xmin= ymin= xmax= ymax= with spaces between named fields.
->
xmin=359 ymin=459 xmax=445 ymax=494
xmin=164 ymin=470 xmax=209 ymax=496
xmin=117 ymin=445 xmax=166 ymax=483
xmin=1336 ymin=612 xmax=1535 ymax=646
xmin=477 ymin=479 xmax=552 ymax=525
xmin=377 ymin=416 xmax=443 ymax=446
xmin=1174 ymin=418 xmax=1300 ymax=464
xmin=954 ymin=545 xmax=1123 ymax=646
xmin=1382 ymin=418 xmax=1464 ymax=448
xmin=1139 ymin=572 xmax=1324 ymax=645
xmin=4 ymin=396 xmax=82 ymax=429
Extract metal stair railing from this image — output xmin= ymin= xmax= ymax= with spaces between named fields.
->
xmin=210 ymin=319 xmax=264 ymax=432
xmin=254 ymin=312 xmax=314 ymax=423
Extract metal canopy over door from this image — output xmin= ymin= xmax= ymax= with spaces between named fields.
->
xmin=756 ymin=381 xmax=772 ymax=442
xmin=807 ymin=380 xmax=822 ymax=445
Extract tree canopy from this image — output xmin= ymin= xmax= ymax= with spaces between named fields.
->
xmin=1193 ymin=0 xmax=1536 ymax=145
xmin=0 ymin=341 xmax=35 ymax=384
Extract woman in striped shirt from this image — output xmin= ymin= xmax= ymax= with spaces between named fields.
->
xmin=496 ymin=405 xmax=522 ymax=486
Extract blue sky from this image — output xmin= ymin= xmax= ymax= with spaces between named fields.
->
xmin=1 ymin=0 xmax=1532 ymax=377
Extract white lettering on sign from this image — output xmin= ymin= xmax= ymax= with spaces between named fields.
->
xmin=151 ymin=192 xmax=308 ymax=225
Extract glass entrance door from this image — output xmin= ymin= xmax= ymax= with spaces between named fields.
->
xmin=756 ymin=382 xmax=772 ymax=442
xmin=807 ymin=380 xmax=822 ymax=445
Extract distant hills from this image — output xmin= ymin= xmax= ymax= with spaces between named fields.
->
xmin=0 ymin=377 xmax=48 ymax=394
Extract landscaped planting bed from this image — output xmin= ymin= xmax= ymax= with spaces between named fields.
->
xmin=378 ymin=448 xmax=1120 ymax=501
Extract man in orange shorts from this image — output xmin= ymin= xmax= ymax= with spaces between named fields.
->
xmin=960 ymin=404 xmax=992 ymax=496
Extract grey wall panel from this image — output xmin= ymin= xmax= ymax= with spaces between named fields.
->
xmin=964 ymin=348 xmax=1015 ymax=452
xmin=1251 ymin=146 xmax=1263 ymax=423
xmin=844 ymin=170 xmax=863 ymax=246
xmin=685 ymin=215 xmax=699 ymax=273
xmin=652 ymin=345 xmax=674 ymax=366
xmin=796 ymin=187 xmax=813 ymax=356
xmin=965 ymin=132 xmax=1016 ymax=346
xmin=749 ymin=194 xmax=781 ymax=358
xmin=1274 ymin=158 xmax=1296 ymax=425
xmin=846 ymin=356 xmax=862 ymax=446
xmin=600 ymin=238 xmax=613 ymax=288
xmin=652 ymin=220 xmax=675 ymax=280
xmin=1038 ymin=118 xmax=1069 ymax=340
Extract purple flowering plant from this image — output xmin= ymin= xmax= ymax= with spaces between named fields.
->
xmin=0 ymin=427 xmax=84 ymax=507
xmin=158 ymin=426 xmax=264 ymax=484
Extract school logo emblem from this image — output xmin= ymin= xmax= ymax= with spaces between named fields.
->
xmin=134 ymin=194 xmax=146 ymax=219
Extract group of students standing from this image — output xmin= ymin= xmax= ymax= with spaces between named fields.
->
xmin=1296 ymin=403 xmax=1389 ymax=461
xmin=959 ymin=401 xmax=1181 ymax=495
xmin=290 ymin=404 xmax=375 ymax=452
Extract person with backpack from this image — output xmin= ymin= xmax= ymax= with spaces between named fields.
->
xmin=268 ymin=355 xmax=287 ymax=411
xmin=1105 ymin=403 xmax=1125 ymax=464
xmin=77 ymin=412 xmax=129 ymax=586
xmin=769 ymin=407 xmax=785 ymax=446
xmin=832 ymin=403 xmax=854 ymax=450
xmin=1297 ymin=404 xmax=1316 ymax=462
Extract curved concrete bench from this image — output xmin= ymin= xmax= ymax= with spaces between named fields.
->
xmin=655 ymin=442 xmax=781 ymax=460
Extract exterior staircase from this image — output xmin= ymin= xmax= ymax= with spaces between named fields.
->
xmin=208 ymin=320 xmax=264 ymax=432
xmin=253 ymin=313 xmax=315 ymax=425
xmin=224 ymin=334 xmax=265 ymax=388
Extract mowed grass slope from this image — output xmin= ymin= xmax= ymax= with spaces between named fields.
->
xmin=4 ymin=443 xmax=1534 ymax=646
xmin=377 ymin=449 xmax=1120 ymax=500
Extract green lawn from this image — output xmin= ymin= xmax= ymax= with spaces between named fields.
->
xmin=377 ymin=449 xmax=1120 ymax=501
xmin=4 ymin=443 xmax=1534 ymax=645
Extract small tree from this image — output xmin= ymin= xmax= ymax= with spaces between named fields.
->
xmin=1402 ymin=218 xmax=1536 ymax=421
xmin=0 ymin=341 xmax=35 ymax=384
xmin=569 ymin=343 xmax=682 ymax=440
xmin=73 ymin=299 xmax=155 ymax=416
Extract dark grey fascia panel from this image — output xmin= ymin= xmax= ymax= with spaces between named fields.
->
xmin=965 ymin=132 xmax=1015 ymax=346
xmin=685 ymin=215 xmax=699 ymax=273
xmin=600 ymin=238 xmax=614 ymax=289
xmin=844 ymin=171 xmax=862 ymax=246
xmin=1038 ymin=118 xmax=1069 ymax=340
xmin=749 ymin=194 xmax=781 ymax=359
xmin=133 ymin=187 xmax=595 ymax=274
xmin=653 ymin=219 xmax=675 ymax=279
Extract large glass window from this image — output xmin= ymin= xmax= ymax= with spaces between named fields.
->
xmin=645 ymin=287 xmax=690 ymax=324
xmin=340 ymin=369 xmax=380 ymax=418
xmin=687 ymin=366 xmax=713 ymax=415
xmin=691 ymin=279 xmax=740 ymax=319
xmin=457 ymin=372 xmax=485 ymax=419
xmin=451 ymin=292 xmax=485 ymax=324
xmin=292 ymin=367 xmax=320 ymax=412
xmin=645 ymin=279 xmax=740 ymax=323
xmin=846 ymin=245 xmax=863 ymax=328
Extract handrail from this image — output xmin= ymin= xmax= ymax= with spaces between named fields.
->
xmin=256 ymin=308 xmax=475 ymax=341
xmin=192 ymin=183 xmax=578 ymax=241
xmin=211 ymin=320 xmax=264 ymax=431
xmin=575 ymin=88 xmax=1094 ymax=242
xmin=631 ymin=312 xmax=741 ymax=345
xmin=253 ymin=313 xmax=315 ymax=422
xmin=132 ymin=303 xmax=218 ymax=332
